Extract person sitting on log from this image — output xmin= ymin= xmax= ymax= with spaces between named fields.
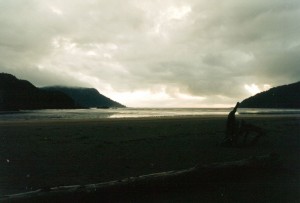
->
xmin=222 ymin=102 xmax=265 ymax=147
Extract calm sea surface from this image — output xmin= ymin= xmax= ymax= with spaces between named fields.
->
xmin=1 ymin=108 xmax=300 ymax=121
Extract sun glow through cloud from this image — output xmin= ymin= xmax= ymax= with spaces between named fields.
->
xmin=49 ymin=6 xmax=63 ymax=16
xmin=244 ymin=84 xmax=261 ymax=95
xmin=244 ymin=83 xmax=272 ymax=96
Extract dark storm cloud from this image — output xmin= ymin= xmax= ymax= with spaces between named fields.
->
xmin=0 ymin=0 xmax=299 ymax=107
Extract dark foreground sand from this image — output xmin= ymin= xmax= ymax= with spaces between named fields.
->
xmin=0 ymin=115 xmax=299 ymax=202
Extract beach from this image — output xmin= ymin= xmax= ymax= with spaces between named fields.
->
xmin=0 ymin=115 xmax=299 ymax=202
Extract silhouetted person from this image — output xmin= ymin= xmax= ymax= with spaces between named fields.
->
xmin=225 ymin=102 xmax=240 ymax=143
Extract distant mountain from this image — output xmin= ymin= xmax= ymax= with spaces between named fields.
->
xmin=240 ymin=81 xmax=300 ymax=108
xmin=41 ymin=86 xmax=126 ymax=108
xmin=0 ymin=73 xmax=77 ymax=111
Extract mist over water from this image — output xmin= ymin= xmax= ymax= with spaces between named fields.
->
xmin=1 ymin=108 xmax=300 ymax=121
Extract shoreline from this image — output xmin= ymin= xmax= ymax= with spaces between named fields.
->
xmin=0 ymin=113 xmax=298 ymax=125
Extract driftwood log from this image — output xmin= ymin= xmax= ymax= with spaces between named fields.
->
xmin=221 ymin=121 xmax=266 ymax=147
xmin=0 ymin=153 xmax=281 ymax=203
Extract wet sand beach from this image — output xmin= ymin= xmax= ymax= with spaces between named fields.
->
xmin=0 ymin=115 xmax=299 ymax=202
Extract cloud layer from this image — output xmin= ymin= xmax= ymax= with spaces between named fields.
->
xmin=1 ymin=0 xmax=299 ymax=107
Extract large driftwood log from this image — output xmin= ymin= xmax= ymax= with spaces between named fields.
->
xmin=0 ymin=153 xmax=281 ymax=202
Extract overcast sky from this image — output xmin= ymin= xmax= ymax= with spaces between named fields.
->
xmin=1 ymin=0 xmax=299 ymax=107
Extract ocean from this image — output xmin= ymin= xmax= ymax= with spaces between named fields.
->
xmin=1 ymin=108 xmax=300 ymax=121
